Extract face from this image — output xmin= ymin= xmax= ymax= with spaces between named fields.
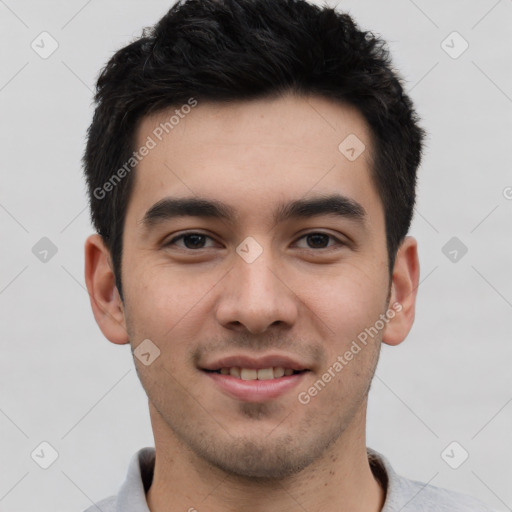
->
xmin=93 ymin=93 xmax=409 ymax=479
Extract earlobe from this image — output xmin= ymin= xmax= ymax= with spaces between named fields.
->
xmin=382 ymin=236 xmax=420 ymax=347
xmin=84 ymin=234 xmax=129 ymax=345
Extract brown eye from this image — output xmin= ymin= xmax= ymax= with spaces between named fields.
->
xmin=305 ymin=233 xmax=330 ymax=248
xmin=295 ymin=232 xmax=343 ymax=250
xmin=165 ymin=232 xmax=216 ymax=249
xmin=181 ymin=234 xmax=207 ymax=249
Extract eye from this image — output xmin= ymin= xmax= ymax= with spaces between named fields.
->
xmin=164 ymin=232 xmax=217 ymax=250
xmin=295 ymin=232 xmax=344 ymax=250
xmin=164 ymin=231 xmax=345 ymax=251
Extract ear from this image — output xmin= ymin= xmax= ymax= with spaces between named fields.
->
xmin=382 ymin=236 xmax=420 ymax=347
xmin=84 ymin=233 xmax=129 ymax=345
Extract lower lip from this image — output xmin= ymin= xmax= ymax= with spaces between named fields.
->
xmin=204 ymin=371 xmax=307 ymax=402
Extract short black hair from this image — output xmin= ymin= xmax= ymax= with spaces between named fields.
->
xmin=83 ymin=0 xmax=426 ymax=301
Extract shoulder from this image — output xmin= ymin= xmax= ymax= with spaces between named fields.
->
xmin=79 ymin=446 xmax=155 ymax=512
xmin=395 ymin=476 xmax=499 ymax=511
xmin=82 ymin=495 xmax=116 ymax=512
xmin=367 ymin=448 xmax=500 ymax=512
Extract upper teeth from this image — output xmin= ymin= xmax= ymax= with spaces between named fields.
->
xmin=218 ymin=367 xmax=295 ymax=380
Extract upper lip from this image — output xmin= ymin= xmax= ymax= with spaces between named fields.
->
xmin=200 ymin=354 xmax=310 ymax=371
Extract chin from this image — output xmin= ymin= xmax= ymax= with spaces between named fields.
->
xmin=188 ymin=424 xmax=345 ymax=480
xmin=204 ymin=440 xmax=315 ymax=479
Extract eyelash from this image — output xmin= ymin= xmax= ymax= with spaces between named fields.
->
xmin=164 ymin=231 xmax=345 ymax=251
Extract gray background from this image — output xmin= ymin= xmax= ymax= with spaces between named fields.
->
xmin=0 ymin=1 xmax=511 ymax=511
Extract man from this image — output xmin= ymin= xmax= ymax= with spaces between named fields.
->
xmin=82 ymin=0 xmax=498 ymax=510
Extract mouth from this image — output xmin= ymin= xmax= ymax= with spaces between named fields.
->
xmin=204 ymin=367 xmax=306 ymax=380
xmin=200 ymin=355 xmax=311 ymax=402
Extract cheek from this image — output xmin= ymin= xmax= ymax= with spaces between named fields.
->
xmin=124 ymin=262 xmax=218 ymax=345
xmin=297 ymin=264 xmax=388 ymax=339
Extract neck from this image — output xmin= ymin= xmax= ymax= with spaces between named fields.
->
xmin=146 ymin=403 xmax=385 ymax=512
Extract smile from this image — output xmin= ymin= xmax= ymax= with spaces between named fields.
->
xmin=206 ymin=367 xmax=305 ymax=380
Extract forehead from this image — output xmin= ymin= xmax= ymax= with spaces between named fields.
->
xmin=127 ymin=93 xmax=382 ymax=230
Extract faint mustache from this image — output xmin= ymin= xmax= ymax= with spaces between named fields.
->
xmin=191 ymin=333 xmax=325 ymax=365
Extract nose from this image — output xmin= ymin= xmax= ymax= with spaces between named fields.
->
xmin=214 ymin=247 xmax=299 ymax=334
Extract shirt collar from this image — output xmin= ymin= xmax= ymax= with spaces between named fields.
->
xmin=115 ymin=447 xmax=155 ymax=511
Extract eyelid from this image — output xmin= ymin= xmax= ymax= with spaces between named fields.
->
xmin=164 ymin=231 xmax=219 ymax=249
xmin=293 ymin=231 xmax=346 ymax=249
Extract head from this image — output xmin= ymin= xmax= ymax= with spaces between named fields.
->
xmin=84 ymin=0 xmax=423 ymax=479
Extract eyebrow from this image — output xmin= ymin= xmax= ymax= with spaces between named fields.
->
xmin=140 ymin=193 xmax=367 ymax=231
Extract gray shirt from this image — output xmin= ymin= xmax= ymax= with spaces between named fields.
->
xmin=83 ymin=447 xmax=499 ymax=511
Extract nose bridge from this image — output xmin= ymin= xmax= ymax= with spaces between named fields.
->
xmin=238 ymin=252 xmax=279 ymax=304
xmin=215 ymin=238 xmax=298 ymax=333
